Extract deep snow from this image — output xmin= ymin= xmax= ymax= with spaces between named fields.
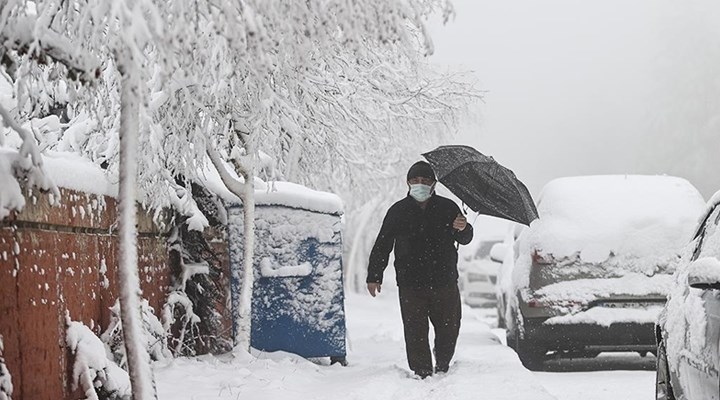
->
xmin=155 ymin=281 xmax=556 ymax=400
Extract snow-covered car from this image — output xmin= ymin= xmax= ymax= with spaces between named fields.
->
xmin=656 ymin=191 xmax=720 ymax=400
xmin=458 ymin=235 xmax=502 ymax=308
xmin=462 ymin=258 xmax=500 ymax=308
xmin=505 ymin=175 xmax=705 ymax=370
xmin=494 ymin=226 xmax=523 ymax=328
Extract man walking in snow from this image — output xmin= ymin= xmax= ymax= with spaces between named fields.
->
xmin=366 ymin=161 xmax=473 ymax=379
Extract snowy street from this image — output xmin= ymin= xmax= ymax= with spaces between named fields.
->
xmin=155 ymin=284 xmax=656 ymax=400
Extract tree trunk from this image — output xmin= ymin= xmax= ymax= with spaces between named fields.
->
xmin=236 ymin=170 xmax=255 ymax=350
xmin=117 ymin=51 xmax=157 ymax=400
xmin=204 ymin=142 xmax=256 ymax=350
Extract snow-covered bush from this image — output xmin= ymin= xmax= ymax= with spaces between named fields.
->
xmin=100 ymin=300 xmax=171 ymax=369
xmin=0 ymin=335 xmax=12 ymax=400
xmin=66 ymin=317 xmax=131 ymax=400
xmin=164 ymin=184 xmax=232 ymax=356
xmin=162 ymin=289 xmax=200 ymax=355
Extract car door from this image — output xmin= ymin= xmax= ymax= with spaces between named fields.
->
xmin=677 ymin=204 xmax=720 ymax=400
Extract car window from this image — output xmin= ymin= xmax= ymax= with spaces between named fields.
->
xmin=693 ymin=205 xmax=720 ymax=261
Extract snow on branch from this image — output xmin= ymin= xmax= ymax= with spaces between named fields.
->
xmin=0 ymin=17 xmax=101 ymax=83
xmin=0 ymin=103 xmax=59 ymax=218
xmin=167 ymin=183 xmax=209 ymax=232
xmin=0 ymin=103 xmax=42 ymax=166
xmin=66 ymin=316 xmax=131 ymax=400
xmin=206 ymin=142 xmax=245 ymax=200
xmin=100 ymin=300 xmax=171 ymax=370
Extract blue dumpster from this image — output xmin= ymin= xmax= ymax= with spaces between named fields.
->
xmin=227 ymin=186 xmax=346 ymax=361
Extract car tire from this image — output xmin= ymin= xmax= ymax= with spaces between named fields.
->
xmin=507 ymin=322 xmax=545 ymax=371
xmin=515 ymin=337 xmax=545 ymax=371
xmin=656 ymin=338 xmax=676 ymax=400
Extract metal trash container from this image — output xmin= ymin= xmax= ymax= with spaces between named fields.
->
xmin=228 ymin=201 xmax=347 ymax=363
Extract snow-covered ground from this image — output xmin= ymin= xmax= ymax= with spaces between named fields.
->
xmin=486 ymin=312 xmax=656 ymax=400
xmin=155 ymin=273 xmax=658 ymax=400
xmin=537 ymin=354 xmax=655 ymax=400
xmin=155 ymin=283 xmax=555 ymax=400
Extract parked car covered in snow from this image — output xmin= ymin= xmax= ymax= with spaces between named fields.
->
xmin=505 ymin=175 xmax=705 ymax=370
xmin=461 ymin=256 xmax=500 ymax=308
xmin=656 ymin=191 xmax=720 ymax=400
xmin=457 ymin=220 xmax=508 ymax=308
xmin=494 ymin=225 xmax=523 ymax=328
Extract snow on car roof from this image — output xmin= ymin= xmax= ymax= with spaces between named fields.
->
xmin=527 ymin=175 xmax=705 ymax=262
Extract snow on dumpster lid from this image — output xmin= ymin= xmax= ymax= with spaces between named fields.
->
xmin=199 ymin=160 xmax=344 ymax=215
xmin=527 ymin=175 xmax=705 ymax=262
xmin=255 ymin=181 xmax=344 ymax=215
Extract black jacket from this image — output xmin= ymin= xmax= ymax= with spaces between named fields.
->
xmin=367 ymin=193 xmax=473 ymax=288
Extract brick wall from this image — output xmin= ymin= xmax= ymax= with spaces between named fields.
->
xmin=0 ymin=188 xmax=172 ymax=400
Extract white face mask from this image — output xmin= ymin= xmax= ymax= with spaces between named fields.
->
xmin=409 ymin=183 xmax=433 ymax=202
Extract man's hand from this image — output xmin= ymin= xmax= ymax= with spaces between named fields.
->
xmin=453 ymin=213 xmax=467 ymax=231
xmin=367 ymin=282 xmax=382 ymax=297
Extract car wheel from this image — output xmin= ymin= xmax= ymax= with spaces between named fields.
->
xmin=515 ymin=337 xmax=546 ymax=371
xmin=507 ymin=324 xmax=545 ymax=371
xmin=656 ymin=338 xmax=676 ymax=400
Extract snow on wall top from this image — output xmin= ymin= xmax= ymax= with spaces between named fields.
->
xmin=43 ymin=151 xmax=118 ymax=197
xmin=199 ymin=160 xmax=344 ymax=215
xmin=1 ymin=146 xmax=343 ymax=218
xmin=528 ymin=175 xmax=705 ymax=262
xmin=1 ymin=148 xmax=117 ymax=218
xmin=0 ymin=147 xmax=117 ymax=197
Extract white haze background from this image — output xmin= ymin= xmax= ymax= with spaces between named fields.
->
xmin=428 ymin=0 xmax=720 ymax=199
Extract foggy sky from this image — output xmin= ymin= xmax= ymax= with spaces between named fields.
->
xmin=428 ymin=0 xmax=720 ymax=199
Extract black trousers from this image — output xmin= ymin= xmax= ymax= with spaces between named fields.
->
xmin=398 ymin=284 xmax=462 ymax=375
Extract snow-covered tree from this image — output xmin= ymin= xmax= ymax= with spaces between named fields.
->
xmin=1 ymin=1 xmax=163 ymax=398
xmin=1 ymin=0 xmax=479 ymax=358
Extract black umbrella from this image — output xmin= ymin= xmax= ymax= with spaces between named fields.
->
xmin=422 ymin=145 xmax=539 ymax=226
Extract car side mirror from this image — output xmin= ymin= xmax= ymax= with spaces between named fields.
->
xmin=687 ymin=257 xmax=720 ymax=290
xmin=490 ymin=243 xmax=507 ymax=263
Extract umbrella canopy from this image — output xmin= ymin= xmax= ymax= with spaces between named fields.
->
xmin=422 ymin=145 xmax=539 ymax=226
